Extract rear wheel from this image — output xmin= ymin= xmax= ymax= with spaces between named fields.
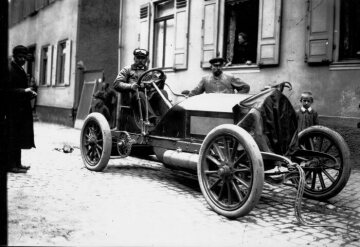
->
xmin=198 ymin=124 xmax=264 ymax=219
xmin=298 ymin=126 xmax=351 ymax=200
xmin=80 ymin=113 xmax=112 ymax=171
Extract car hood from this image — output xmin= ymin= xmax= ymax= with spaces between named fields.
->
xmin=177 ymin=93 xmax=253 ymax=113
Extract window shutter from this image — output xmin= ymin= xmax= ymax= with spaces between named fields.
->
xmin=257 ymin=0 xmax=282 ymax=66
xmin=51 ymin=44 xmax=57 ymax=86
xmin=46 ymin=46 xmax=53 ymax=86
xmin=305 ymin=0 xmax=334 ymax=64
xmin=64 ymin=40 xmax=72 ymax=86
xmin=173 ymin=0 xmax=190 ymax=70
xmin=139 ymin=3 xmax=151 ymax=50
xmin=201 ymin=0 xmax=219 ymax=68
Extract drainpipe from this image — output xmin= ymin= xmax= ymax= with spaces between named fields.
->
xmin=72 ymin=0 xmax=84 ymax=124
xmin=115 ymin=0 xmax=124 ymax=127
xmin=118 ymin=0 xmax=124 ymax=71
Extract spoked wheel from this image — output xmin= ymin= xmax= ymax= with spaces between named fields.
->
xmin=80 ymin=113 xmax=112 ymax=171
xmin=198 ymin=124 xmax=264 ymax=219
xmin=297 ymin=125 xmax=351 ymax=200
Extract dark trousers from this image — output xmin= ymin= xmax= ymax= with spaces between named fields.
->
xmin=7 ymin=149 xmax=21 ymax=169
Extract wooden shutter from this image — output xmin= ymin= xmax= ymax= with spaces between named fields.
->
xmin=201 ymin=0 xmax=219 ymax=68
xmin=173 ymin=0 xmax=190 ymax=70
xmin=51 ymin=44 xmax=57 ymax=86
xmin=139 ymin=3 xmax=151 ymax=50
xmin=257 ymin=0 xmax=282 ymax=66
xmin=305 ymin=0 xmax=334 ymax=63
xmin=64 ymin=40 xmax=72 ymax=86
xmin=46 ymin=46 xmax=53 ymax=86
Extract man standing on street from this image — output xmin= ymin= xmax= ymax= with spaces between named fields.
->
xmin=182 ymin=57 xmax=250 ymax=97
xmin=7 ymin=45 xmax=37 ymax=173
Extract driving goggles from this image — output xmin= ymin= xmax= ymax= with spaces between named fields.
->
xmin=133 ymin=49 xmax=149 ymax=57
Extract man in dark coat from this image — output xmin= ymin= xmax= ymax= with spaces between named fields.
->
xmin=7 ymin=45 xmax=37 ymax=173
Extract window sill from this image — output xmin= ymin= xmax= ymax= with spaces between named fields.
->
xmin=223 ymin=64 xmax=260 ymax=73
xmin=53 ymin=84 xmax=68 ymax=88
xmin=329 ymin=61 xmax=360 ymax=71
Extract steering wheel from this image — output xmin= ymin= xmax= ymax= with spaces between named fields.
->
xmin=137 ymin=68 xmax=166 ymax=89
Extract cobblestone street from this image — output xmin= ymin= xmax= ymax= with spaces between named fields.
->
xmin=7 ymin=122 xmax=360 ymax=246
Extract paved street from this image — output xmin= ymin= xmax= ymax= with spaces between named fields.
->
xmin=7 ymin=122 xmax=360 ymax=246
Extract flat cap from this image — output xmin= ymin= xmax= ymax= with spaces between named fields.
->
xmin=13 ymin=45 xmax=28 ymax=56
xmin=209 ymin=57 xmax=226 ymax=65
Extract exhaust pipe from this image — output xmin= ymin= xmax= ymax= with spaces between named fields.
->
xmin=154 ymin=148 xmax=199 ymax=171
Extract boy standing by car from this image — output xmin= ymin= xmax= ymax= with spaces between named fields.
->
xmin=296 ymin=91 xmax=319 ymax=131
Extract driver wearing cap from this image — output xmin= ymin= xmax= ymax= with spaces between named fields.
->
xmin=113 ymin=48 xmax=168 ymax=125
xmin=182 ymin=57 xmax=250 ymax=97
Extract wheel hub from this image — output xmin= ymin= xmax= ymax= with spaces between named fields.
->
xmin=219 ymin=165 xmax=232 ymax=179
xmin=89 ymin=135 xmax=97 ymax=144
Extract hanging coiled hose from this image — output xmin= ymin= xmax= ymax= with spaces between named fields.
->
xmin=292 ymin=163 xmax=359 ymax=242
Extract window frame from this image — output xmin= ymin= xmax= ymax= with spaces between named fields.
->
xmin=39 ymin=44 xmax=51 ymax=87
xmin=201 ymin=0 xmax=282 ymax=69
xmin=139 ymin=0 xmax=190 ymax=70
xmin=332 ymin=0 xmax=360 ymax=66
xmin=305 ymin=0 xmax=360 ymax=69
xmin=54 ymin=39 xmax=71 ymax=87
xmin=56 ymin=40 xmax=67 ymax=86
xmin=153 ymin=1 xmax=175 ymax=69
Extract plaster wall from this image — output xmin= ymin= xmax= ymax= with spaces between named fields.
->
xmin=120 ymin=0 xmax=360 ymax=121
xmin=77 ymin=0 xmax=120 ymax=83
xmin=9 ymin=0 xmax=79 ymax=109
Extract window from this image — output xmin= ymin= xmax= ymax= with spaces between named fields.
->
xmin=40 ymin=45 xmax=52 ymax=86
xmin=201 ymin=0 xmax=282 ymax=68
xmin=338 ymin=0 xmax=360 ymax=61
xmin=26 ymin=45 xmax=36 ymax=79
xmin=223 ymin=0 xmax=259 ymax=66
xmin=54 ymin=40 xmax=71 ymax=86
xmin=154 ymin=0 xmax=175 ymax=68
xmin=305 ymin=0 xmax=360 ymax=64
xmin=56 ymin=41 xmax=66 ymax=85
xmin=139 ymin=0 xmax=190 ymax=69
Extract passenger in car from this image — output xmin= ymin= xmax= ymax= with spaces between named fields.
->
xmin=182 ymin=57 xmax=250 ymax=97
xmin=296 ymin=91 xmax=319 ymax=131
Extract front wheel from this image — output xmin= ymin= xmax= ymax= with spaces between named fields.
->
xmin=298 ymin=125 xmax=351 ymax=200
xmin=198 ymin=124 xmax=264 ymax=219
xmin=80 ymin=113 xmax=112 ymax=171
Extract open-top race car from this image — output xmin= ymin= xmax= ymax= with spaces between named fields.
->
xmin=80 ymin=69 xmax=351 ymax=219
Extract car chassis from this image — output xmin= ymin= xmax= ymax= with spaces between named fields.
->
xmin=80 ymin=69 xmax=351 ymax=219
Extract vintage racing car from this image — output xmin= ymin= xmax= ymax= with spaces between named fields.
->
xmin=80 ymin=69 xmax=351 ymax=219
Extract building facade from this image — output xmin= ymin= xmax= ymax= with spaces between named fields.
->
xmin=9 ymin=0 xmax=119 ymax=126
xmin=118 ymin=0 xmax=359 ymax=124
xmin=9 ymin=0 xmax=360 ymax=133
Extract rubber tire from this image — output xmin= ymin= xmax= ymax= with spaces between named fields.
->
xmin=298 ymin=125 xmax=351 ymax=200
xmin=80 ymin=113 xmax=112 ymax=171
xmin=198 ymin=124 xmax=264 ymax=219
